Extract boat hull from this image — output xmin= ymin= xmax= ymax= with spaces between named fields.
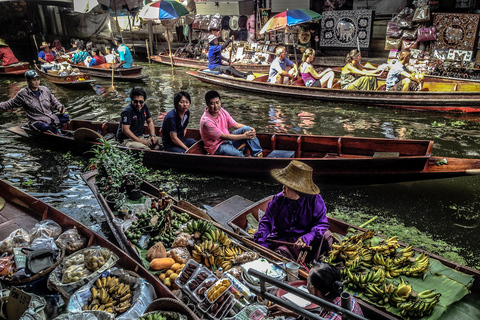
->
xmin=71 ymin=63 xmax=147 ymax=81
xmin=0 ymin=62 xmax=29 ymax=76
xmin=35 ymin=65 xmax=95 ymax=89
xmin=187 ymin=70 xmax=480 ymax=113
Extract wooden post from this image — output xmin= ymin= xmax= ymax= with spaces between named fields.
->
xmin=126 ymin=13 xmax=136 ymax=56
xmin=148 ymin=20 xmax=154 ymax=56
xmin=146 ymin=39 xmax=151 ymax=64
xmin=167 ymin=34 xmax=174 ymax=67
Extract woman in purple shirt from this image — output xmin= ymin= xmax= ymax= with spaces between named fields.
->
xmin=254 ymin=160 xmax=331 ymax=263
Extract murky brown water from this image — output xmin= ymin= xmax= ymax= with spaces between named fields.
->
xmin=1 ymin=61 xmax=480 ymax=267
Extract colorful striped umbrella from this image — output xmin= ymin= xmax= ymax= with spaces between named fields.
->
xmin=138 ymin=0 xmax=189 ymax=20
xmin=260 ymin=9 xmax=322 ymax=34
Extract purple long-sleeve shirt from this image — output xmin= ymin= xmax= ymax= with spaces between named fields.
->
xmin=254 ymin=192 xmax=329 ymax=248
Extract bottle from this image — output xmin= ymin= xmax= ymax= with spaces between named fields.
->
xmin=215 ymin=267 xmax=223 ymax=278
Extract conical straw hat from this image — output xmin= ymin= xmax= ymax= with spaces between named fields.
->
xmin=271 ymin=160 xmax=320 ymax=195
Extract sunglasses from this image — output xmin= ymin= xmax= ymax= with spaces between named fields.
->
xmin=132 ymin=100 xmax=145 ymax=104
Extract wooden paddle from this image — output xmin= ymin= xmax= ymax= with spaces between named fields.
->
xmin=267 ymin=239 xmax=312 ymax=250
xmin=108 ymin=62 xmax=115 ymax=92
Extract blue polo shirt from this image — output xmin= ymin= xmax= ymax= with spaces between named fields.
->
xmin=161 ymin=108 xmax=190 ymax=148
xmin=116 ymin=103 xmax=151 ymax=142
xmin=117 ymin=44 xmax=133 ymax=68
xmin=208 ymin=45 xmax=223 ymax=69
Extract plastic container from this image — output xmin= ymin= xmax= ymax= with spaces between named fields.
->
xmin=192 ymin=274 xmax=218 ymax=303
xmin=184 ymin=266 xmax=211 ymax=296
xmin=214 ymin=294 xmax=235 ymax=319
xmin=207 ymin=291 xmax=234 ymax=319
xmin=175 ymin=259 xmax=200 ymax=288
xmin=198 ymin=299 xmax=212 ymax=313
xmin=205 ymin=277 xmax=232 ymax=303
xmin=224 ymin=272 xmax=256 ymax=303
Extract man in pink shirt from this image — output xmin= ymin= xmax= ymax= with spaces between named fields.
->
xmin=200 ymin=90 xmax=263 ymax=157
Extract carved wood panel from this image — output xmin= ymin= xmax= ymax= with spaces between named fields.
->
xmin=431 ymin=13 xmax=480 ymax=52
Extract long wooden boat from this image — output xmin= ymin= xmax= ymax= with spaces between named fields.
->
xmin=0 ymin=179 xmax=195 ymax=314
xmin=151 ymin=53 xmax=270 ymax=72
xmin=35 ymin=65 xmax=95 ymax=89
xmin=222 ymin=195 xmax=480 ymax=318
xmin=70 ymin=62 xmax=147 ymax=81
xmin=0 ymin=62 xmax=29 ymax=76
xmin=187 ymin=70 xmax=480 ymax=113
xmin=7 ymin=120 xmax=480 ymax=184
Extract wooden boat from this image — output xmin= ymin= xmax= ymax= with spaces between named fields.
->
xmin=220 ymin=195 xmax=480 ymax=319
xmin=0 ymin=179 xmax=190 ymax=308
xmin=7 ymin=119 xmax=480 ymax=184
xmin=0 ymin=62 xmax=29 ymax=76
xmin=35 ymin=65 xmax=95 ymax=89
xmin=151 ymin=54 xmax=270 ymax=72
xmin=70 ymin=62 xmax=147 ymax=81
xmin=187 ymin=70 xmax=480 ymax=113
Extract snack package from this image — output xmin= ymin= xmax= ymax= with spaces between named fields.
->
xmin=84 ymin=247 xmax=111 ymax=272
xmin=0 ymin=255 xmax=15 ymax=279
xmin=168 ymin=247 xmax=191 ymax=264
xmin=172 ymin=232 xmax=194 ymax=248
xmin=0 ymin=229 xmax=30 ymax=254
xmin=30 ymin=220 xmax=62 ymax=242
xmin=62 ymin=264 xmax=92 ymax=284
xmin=55 ymin=227 xmax=87 ymax=255
xmin=232 ymin=251 xmax=259 ymax=264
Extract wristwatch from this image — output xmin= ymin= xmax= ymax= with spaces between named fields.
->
xmin=150 ymin=134 xmax=157 ymax=137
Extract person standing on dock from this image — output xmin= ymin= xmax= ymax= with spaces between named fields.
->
xmin=200 ymin=90 xmax=262 ymax=157
xmin=254 ymin=160 xmax=332 ymax=263
xmin=0 ymin=39 xmax=19 ymax=66
xmin=207 ymin=35 xmax=251 ymax=79
xmin=0 ymin=70 xmax=69 ymax=134
xmin=112 ymin=35 xmax=133 ymax=69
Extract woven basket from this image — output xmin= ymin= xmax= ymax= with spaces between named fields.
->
xmin=144 ymin=298 xmax=198 ymax=320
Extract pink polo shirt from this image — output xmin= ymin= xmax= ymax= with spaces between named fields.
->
xmin=200 ymin=107 xmax=237 ymax=155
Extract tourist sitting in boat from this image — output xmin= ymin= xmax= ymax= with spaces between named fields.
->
xmin=67 ymin=38 xmax=78 ymax=53
xmin=38 ymin=42 xmax=57 ymax=64
xmin=267 ymin=262 xmax=364 ymax=319
xmin=52 ymin=39 xmax=65 ymax=56
xmin=386 ymin=49 xmax=422 ymax=91
xmin=254 ymin=160 xmax=332 ymax=263
xmin=70 ymin=42 xmax=90 ymax=65
xmin=340 ymin=49 xmax=382 ymax=90
xmin=207 ymin=35 xmax=251 ymax=79
xmin=116 ymin=87 xmax=159 ymax=150
xmin=268 ymin=45 xmax=297 ymax=84
xmin=0 ymin=39 xmax=19 ymax=66
xmin=161 ymin=91 xmax=197 ymax=153
xmin=0 ymin=70 xmax=69 ymax=134
xmin=200 ymin=90 xmax=262 ymax=157
xmin=112 ymin=35 xmax=133 ymax=69
xmin=87 ymin=48 xmax=106 ymax=67
xmin=103 ymin=46 xmax=118 ymax=64
xmin=300 ymin=48 xmax=335 ymax=88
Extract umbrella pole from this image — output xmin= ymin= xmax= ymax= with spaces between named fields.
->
xmin=167 ymin=36 xmax=174 ymax=68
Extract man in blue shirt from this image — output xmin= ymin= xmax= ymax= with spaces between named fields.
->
xmin=113 ymin=35 xmax=133 ymax=69
xmin=268 ymin=46 xmax=295 ymax=84
xmin=208 ymin=35 xmax=250 ymax=79
xmin=116 ymin=87 xmax=159 ymax=150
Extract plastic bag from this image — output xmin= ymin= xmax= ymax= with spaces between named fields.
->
xmin=0 ymin=229 xmax=30 ymax=254
xmin=62 ymin=265 xmax=92 ymax=284
xmin=64 ymin=252 xmax=85 ymax=269
xmin=53 ymin=310 xmax=115 ymax=320
xmin=413 ymin=5 xmax=430 ymax=22
xmin=232 ymin=251 xmax=259 ymax=264
xmin=396 ymin=7 xmax=414 ymax=29
xmin=200 ymin=15 xmax=211 ymax=30
xmin=192 ymin=14 xmax=202 ymax=30
xmin=385 ymin=37 xmax=402 ymax=50
xmin=0 ymin=255 xmax=15 ymax=279
xmin=402 ymin=39 xmax=418 ymax=50
xmin=225 ymin=266 xmax=243 ymax=281
xmin=402 ymin=27 xmax=418 ymax=40
xmin=418 ymin=27 xmax=436 ymax=41
xmin=168 ymin=247 xmax=191 ymax=264
xmin=67 ymin=268 xmax=157 ymax=320
xmin=30 ymin=220 xmax=62 ymax=242
xmin=84 ymin=247 xmax=111 ymax=272
xmin=172 ymin=233 xmax=194 ymax=248
xmin=55 ymin=228 xmax=87 ymax=255
xmin=31 ymin=236 xmax=59 ymax=251
xmin=208 ymin=13 xmax=221 ymax=30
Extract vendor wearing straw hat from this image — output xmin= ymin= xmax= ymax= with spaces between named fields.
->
xmin=207 ymin=34 xmax=251 ymax=79
xmin=0 ymin=39 xmax=19 ymax=66
xmin=38 ymin=42 xmax=56 ymax=64
xmin=254 ymin=160 xmax=331 ymax=263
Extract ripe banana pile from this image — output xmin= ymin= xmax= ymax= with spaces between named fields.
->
xmin=82 ymin=276 xmax=132 ymax=314
xmin=369 ymin=236 xmax=400 ymax=255
xmin=185 ymin=220 xmax=215 ymax=240
xmin=345 ymin=267 xmax=385 ymax=289
xmin=202 ymin=228 xmax=232 ymax=247
xmin=192 ymin=239 xmax=225 ymax=268
xmin=397 ymin=289 xmax=441 ymax=318
xmin=220 ymin=246 xmax=244 ymax=271
xmin=206 ymin=279 xmax=231 ymax=302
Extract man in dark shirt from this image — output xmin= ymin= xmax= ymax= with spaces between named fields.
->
xmin=116 ymin=87 xmax=159 ymax=149
xmin=207 ymin=35 xmax=251 ymax=79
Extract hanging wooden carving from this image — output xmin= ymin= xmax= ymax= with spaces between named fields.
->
xmin=319 ymin=10 xmax=373 ymax=48
xmin=431 ymin=13 xmax=480 ymax=52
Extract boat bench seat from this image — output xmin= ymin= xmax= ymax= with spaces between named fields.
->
xmin=202 ymin=69 xmax=222 ymax=75
xmin=266 ymin=150 xmax=296 ymax=158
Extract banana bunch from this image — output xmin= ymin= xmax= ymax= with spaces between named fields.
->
xmin=185 ymin=219 xmax=215 ymax=240
xmin=389 ymin=278 xmax=412 ymax=307
xmin=397 ymin=290 xmax=441 ymax=318
xmin=392 ymin=246 xmax=415 ymax=266
xmin=401 ymin=252 xmax=430 ymax=277
xmin=220 ymin=246 xmax=244 ymax=271
xmin=202 ymin=228 xmax=232 ymax=247
xmin=344 ymin=230 xmax=375 ymax=243
xmin=372 ymin=253 xmax=403 ymax=278
xmin=206 ymin=279 xmax=231 ymax=302
xmin=192 ymin=240 xmax=224 ymax=268
xmin=83 ymin=276 xmax=132 ymax=314
xmin=345 ymin=267 xmax=384 ymax=290
xmin=369 ymin=236 xmax=399 ymax=255
xmin=364 ymin=283 xmax=387 ymax=304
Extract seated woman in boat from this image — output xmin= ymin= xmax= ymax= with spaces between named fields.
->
xmin=268 ymin=46 xmax=297 ymax=84
xmin=300 ymin=48 xmax=335 ymax=88
xmin=103 ymin=46 xmax=119 ymax=64
xmin=340 ymin=49 xmax=382 ymax=90
xmin=52 ymin=39 xmax=65 ymax=56
xmin=38 ymin=42 xmax=57 ymax=64
xmin=386 ymin=49 xmax=422 ymax=91
xmin=254 ymin=160 xmax=332 ymax=263
xmin=88 ymin=48 xmax=106 ymax=67
xmin=161 ymin=91 xmax=197 ymax=153
xmin=208 ymin=35 xmax=251 ymax=79
xmin=268 ymin=262 xmax=364 ymax=319
xmin=71 ymin=42 xmax=90 ymax=65
xmin=0 ymin=39 xmax=19 ymax=66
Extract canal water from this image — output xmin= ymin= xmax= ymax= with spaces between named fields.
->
xmin=1 ymin=61 xmax=480 ymax=269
